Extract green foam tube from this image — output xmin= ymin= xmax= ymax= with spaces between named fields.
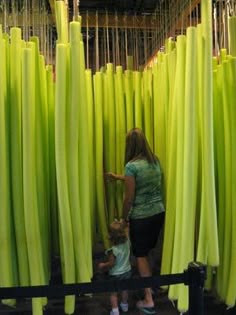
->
xmin=55 ymin=43 xmax=75 ymax=314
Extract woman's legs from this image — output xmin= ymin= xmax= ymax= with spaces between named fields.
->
xmin=136 ymin=256 xmax=154 ymax=306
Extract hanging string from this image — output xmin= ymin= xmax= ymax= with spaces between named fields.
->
xmin=213 ymin=2 xmax=219 ymax=56
xmin=24 ymin=0 xmax=29 ymax=40
xmin=222 ymin=4 xmax=226 ymax=49
xmin=181 ymin=11 xmax=184 ymax=35
xmin=12 ymin=0 xmax=16 ymax=27
xmin=124 ymin=14 xmax=128 ymax=69
xmin=73 ymin=0 xmax=79 ymax=21
xmin=135 ymin=16 xmax=139 ymax=69
xmin=132 ymin=17 xmax=136 ymax=70
xmin=226 ymin=0 xmax=233 ymax=16
xmin=106 ymin=10 xmax=110 ymax=63
xmin=121 ymin=27 xmax=125 ymax=68
xmin=103 ymin=27 xmax=106 ymax=66
xmin=160 ymin=1 xmax=164 ymax=47
xmin=43 ymin=0 xmax=47 ymax=56
xmin=155 ymin=9 xmax=158 ymax=55
xmin=164 ymin=0 xmax=167 ymax=42
xmin=218 ymin=0 xmax=222 ymax=50
xmin=112 ymin=26 xmax=115 ymax=66
xmin=143 ymin=15 xmax=148 ymax=65
xmin=46 ymin=15 xmax=49 ymax=64
xmin=32 ymin=0 xmax=35 ymax=37
xmin=95 ymin=11 xmax=99 ymax=71
xmin=115 ymin=12 xmax=120 ymax=66
xmin=189 ymin=0 xmax=192 ymax=26
xmin=196 ymin=1 xmax=199 ymax=25
xmin=86 ymin=11 xmax=89 ymax=69
xmin=3 ymin=0 xmax=7 ymax=33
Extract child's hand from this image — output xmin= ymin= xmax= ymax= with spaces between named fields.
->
xmin=98 ymin=262 xmax=106 ymax=270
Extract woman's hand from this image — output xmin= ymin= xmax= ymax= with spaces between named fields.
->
xmin=105 ymin=172 xmax=118 ymax=181
xmin=105 ymin=172 xmax=125 ymax=181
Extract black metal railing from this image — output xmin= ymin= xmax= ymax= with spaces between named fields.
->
xmin=0 ymin=262 xmax=206 ymax=315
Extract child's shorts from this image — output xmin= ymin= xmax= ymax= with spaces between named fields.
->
xmin=109 ymin=270 xmax=132 ymax=281
xmin=129 ymin=212 xmax=165 ymax=257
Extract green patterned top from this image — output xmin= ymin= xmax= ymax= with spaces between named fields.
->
xmin=106 ymin=240 xmax=131 ymax=276
xmin=125 ymin=159 xmax=165 ymax=219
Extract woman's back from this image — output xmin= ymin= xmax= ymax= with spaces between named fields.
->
xmin=125 ymin=159 xmax=164 ymax=219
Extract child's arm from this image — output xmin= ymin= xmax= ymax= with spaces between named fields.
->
xmin=98 ymin=251 xmax=116 ymax=271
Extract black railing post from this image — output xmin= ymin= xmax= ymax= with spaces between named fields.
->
xmin=187 ymin=262 xmax=206 ymax=315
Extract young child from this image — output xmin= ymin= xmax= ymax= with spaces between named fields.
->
xmin=98 ymin=220 xmax=131 ymax=315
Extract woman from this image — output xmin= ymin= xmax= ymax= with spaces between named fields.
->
xmin=106 ymin=128 xmax=165 ymax=314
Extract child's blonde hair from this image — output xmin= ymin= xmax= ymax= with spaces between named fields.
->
xmin=108 ymin=220 xmax=128 ymax=245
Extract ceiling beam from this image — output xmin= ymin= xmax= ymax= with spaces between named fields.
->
xmin=80 ymin=13 xmax=159 ymax=29
xmin=0 ymin=12 xmax=159 ymax=30
xmin=0 ymin=14 xmax=54 ymax=27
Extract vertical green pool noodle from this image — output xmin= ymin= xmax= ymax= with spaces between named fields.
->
xmin=93 ymin=72 xmax=109 ymax=248
xmin=0 ymin=35 xmax=16 ymax=307
xmin=29 ymin=37 xmax=49 ymax=283
xmin=39 ymin=54 xmax=50 ymax=282
xmin=228 ymin=16 xmax=236 ymax=56
xmin=152 ymin=63 xmax=159 ymax=154
xmin=9 ymin=27 xmax=30 ymax=286
xmin=201 ymin=0 xmax=219 ymax=267
xmin=167 ymin=49 xmax=177 ymax=134
xmin=3 ymin=31 xmax=19 ymax=305
xmin=134 ymin=71 xmax=143 ymax=129
xmin=124 ymin=70 xmax=134 ymax=131
xmin=143 ymin=68 xmax=153 ymax=148
xmin=162 ymin=53 xmax=169 ymax=142
xmin=226 ymin=57 xmax=236 ymax=306
xmin=161 ymin=46 xmax=177 ymax=278
xmin=217 ymin=60 xmax=231 ymax=301
xmin=168 ymin=35 xmax=186 ymax=301
xmin=85 ymin=69 xmax=96 ymax=242
xmin=213 ymin=65 xmax=225 ymax=299
xmin=22 ymin=45 xmax=44 ymax=315
xmin=127 ymin=56 xmax=133 ymax=70
xmin=104 ymin=63 xmax=116 ymax=222
xmin=55 ymin=43 xmax=75 ymax=314
xmin=221 ymin=57 xmax=232 ymax=302
xmin=178 ymin=26 xmax=198 ymax=312
xmin=78 ymin=37 xmax=93 ymax=278
xmin=46 ymin=65 xmax=59 ymax=256
xmin=116 ymin=66 xmax=126 ymax=218
xmin=67 ymin=21 xmax=90 ymax=283
xmin=55 ymin=0 xmax=69 ymax=44
xmin=196 ymin=23 xmax=208 ymax=264
xmin=153 ymin=56 xmax=167 ymax=175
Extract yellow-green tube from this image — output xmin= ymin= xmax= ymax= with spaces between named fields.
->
xmin=55 ymin=43 xmax=75 ymax=314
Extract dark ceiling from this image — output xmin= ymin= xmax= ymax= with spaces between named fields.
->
xmin=69 ymin=0 xmax=159 ymax=15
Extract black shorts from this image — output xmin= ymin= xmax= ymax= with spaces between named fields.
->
xmin=129 ymin=212 xmax=165 ymax=257
xmin=109 ymin=270 xmax=132 ymax=280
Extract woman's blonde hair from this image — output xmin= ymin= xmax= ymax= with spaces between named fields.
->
xmin=125 ymin=128 xmax=157 ymax=164
xmin=109 ymin=220 xmax=127 ymax=245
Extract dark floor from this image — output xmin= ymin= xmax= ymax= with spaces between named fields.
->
xmin=1 ymin=290 xmax=236 ymax=315
xmin=1 ymin=237 xmax=236 ymax=315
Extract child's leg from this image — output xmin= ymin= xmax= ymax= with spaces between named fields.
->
xmin=110 ymin=292 xmax=119 ymax=315
xmin=120 ymin=290 xmax=129 ymax=312
xmin=121 ymin=290 xmax=128 ymax=304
